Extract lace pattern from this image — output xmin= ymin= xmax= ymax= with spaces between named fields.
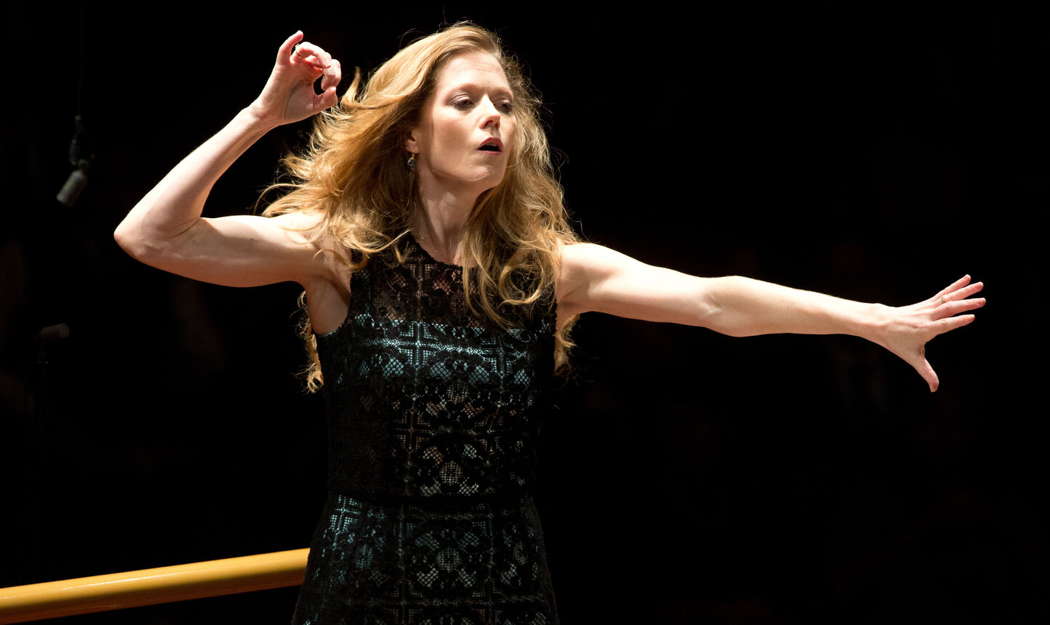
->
xmin=292 ymin=493 xmax=559 ymax=625
xmin=292 ymin=234 xmax=560 ymax=624
xmin=313 ymin=233 xmax=556 ymax=503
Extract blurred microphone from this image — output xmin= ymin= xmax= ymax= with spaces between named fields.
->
xmin=57 ymin=115 xmax=92 ymax=207
xmin=57 ymin=168 xmax=88 ymax=208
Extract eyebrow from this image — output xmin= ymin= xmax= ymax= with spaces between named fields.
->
xmin=447 ymin=83 xmax=514 ymax=99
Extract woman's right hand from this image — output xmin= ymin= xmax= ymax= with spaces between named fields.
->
xmin=248 ymin=31 xmax=342 ymax=128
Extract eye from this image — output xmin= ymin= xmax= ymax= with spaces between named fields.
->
xmin=500 ymin=101 xmax=515 ymax=113
xmin=453 ymin=98 xmax=473 ymax=109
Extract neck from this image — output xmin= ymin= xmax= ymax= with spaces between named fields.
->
xmin=410 ymin=174 xmax=489 ymax=266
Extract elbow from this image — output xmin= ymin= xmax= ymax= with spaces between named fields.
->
xmin=113 ymin=222 xmax=144 ymax=259
xmin=694 ymin=275 xmax=725 ymax=333
xmin=113 ymin=204 xmax=194 ymax=261
xmin=113 ymin=222 xmax=136 ymax=256
xmin=113 ymin=221 xmax=164 ymax=261
xmin=700 ymin=275 xmax=749 ymax=338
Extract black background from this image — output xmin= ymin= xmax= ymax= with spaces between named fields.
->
xmin=1 ymin=2 xmax=1045 ymax=624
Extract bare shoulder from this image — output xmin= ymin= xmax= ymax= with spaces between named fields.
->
xmin=555 ymin=241 xmax=649 ymax=317
xmin=555 ymin=240 xmax=713 ymax=326
xmin=264 ymin=210 xmax=354 ymax=289
xmin=556 ymin=241 xmax=649 ymax=290
xmin=557 ymin=240 xmax=639 ymax=268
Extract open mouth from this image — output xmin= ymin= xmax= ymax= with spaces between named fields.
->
xmin=478 ymin=145 xmax=501 ymax=152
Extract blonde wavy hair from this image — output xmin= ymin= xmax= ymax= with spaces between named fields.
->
xmin=257 ymin=21 xmax=583 ymax=393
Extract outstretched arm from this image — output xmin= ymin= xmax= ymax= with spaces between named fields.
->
xmin=556 ymin=242 xmax=986 ymax=392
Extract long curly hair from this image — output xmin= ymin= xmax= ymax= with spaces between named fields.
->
xmin=258 ymin=21 xmax=582 ymax=393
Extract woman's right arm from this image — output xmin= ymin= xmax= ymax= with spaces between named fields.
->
xmin=113 ymin=31 xmax=342 ymax=289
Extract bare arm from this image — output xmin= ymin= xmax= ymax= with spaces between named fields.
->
xmin=113 ymin=31 xmax=342 ymax=288
xmin=557 ymin=242 xmax=986 ymax=392
xmin=708 ymin=275 xmax=883 ymax=338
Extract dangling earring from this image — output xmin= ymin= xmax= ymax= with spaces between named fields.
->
xmin=407 ymin=153 xmax=416 ymax=172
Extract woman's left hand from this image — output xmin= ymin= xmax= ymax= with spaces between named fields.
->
xmin=872 ymin=275 xmax=986 ymax=393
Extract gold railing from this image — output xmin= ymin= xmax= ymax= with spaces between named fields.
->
xmin=0 ymin=548 xmax=309 ymax=624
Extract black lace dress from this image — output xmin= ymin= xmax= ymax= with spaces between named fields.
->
xmin=290 ymin=232 xmax=561 ymax=625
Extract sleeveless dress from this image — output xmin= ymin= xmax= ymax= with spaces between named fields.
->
xmin=290 ymin=232 xmax=561 ymax=625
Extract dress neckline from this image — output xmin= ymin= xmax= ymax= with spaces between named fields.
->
xmin=407 ymin=231 xmax=464 ymax=271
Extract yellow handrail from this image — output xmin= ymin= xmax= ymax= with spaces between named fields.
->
xmin=0 ymin=547 xmax=309 ymax=624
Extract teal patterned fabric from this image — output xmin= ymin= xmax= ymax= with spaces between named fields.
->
xmin=292 ymin=232 xmax=560 ymax=624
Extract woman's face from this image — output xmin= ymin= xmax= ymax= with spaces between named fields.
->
xmin=406 ymin=50 xmax=516 ymax=192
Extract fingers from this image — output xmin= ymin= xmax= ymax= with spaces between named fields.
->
xmin=934 ymin=296 xmax=986 ymax=319
xmin=319 ymin=58 xmax=342 ymax=92
xmin=924 ymin=360 xmax=940 ymax=393
xmin=931 ymin=274 xmax=972 ymax=302
xmin=933 ymin=313 xmax=976 ymax=335
xmin=944 ymin=280 xmax=984 ymax=301
xmin=946 ymin=274 xmax=973 ymax=292
xmin=322 ymin=85 xmax=339 ymax=110
xmin=278 ymin=31 xmax=304 ymax=65
xmin=922 ymin=276 xmax=983 ymax=313
xmin=292 ymin=41 xmax=332 ymax=70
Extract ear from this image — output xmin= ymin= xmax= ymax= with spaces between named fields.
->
xmin=403 ymin=130 xmax=419 ymax=154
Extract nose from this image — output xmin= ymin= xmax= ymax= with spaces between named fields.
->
xmin=480 ymin=96 xmax=501 ymax=129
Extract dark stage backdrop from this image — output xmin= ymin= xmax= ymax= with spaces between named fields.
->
xmin=1 ymin=3 xmax=1044 ymax=624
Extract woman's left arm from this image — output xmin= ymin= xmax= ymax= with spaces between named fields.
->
xmin=557 ymin=243 xmax=986 ymax=392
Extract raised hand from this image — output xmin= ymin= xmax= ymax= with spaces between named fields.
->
xmin=248 ymin=31 xmax=342 ymax=128
xmin=874 ymin=275 xmax=986 ymax=393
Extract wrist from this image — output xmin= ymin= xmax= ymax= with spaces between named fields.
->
xmin=240 ymin=102 xmax=280 ymax=133
xmin=859 ymin=302 xmax=891 ymax=347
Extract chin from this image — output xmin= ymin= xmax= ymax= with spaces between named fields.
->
xmin=469 ymin=168 xmax=506 ymax=189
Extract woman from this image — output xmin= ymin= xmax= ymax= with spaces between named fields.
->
xmin=113 ymin=22 xmax=985 ymax=625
